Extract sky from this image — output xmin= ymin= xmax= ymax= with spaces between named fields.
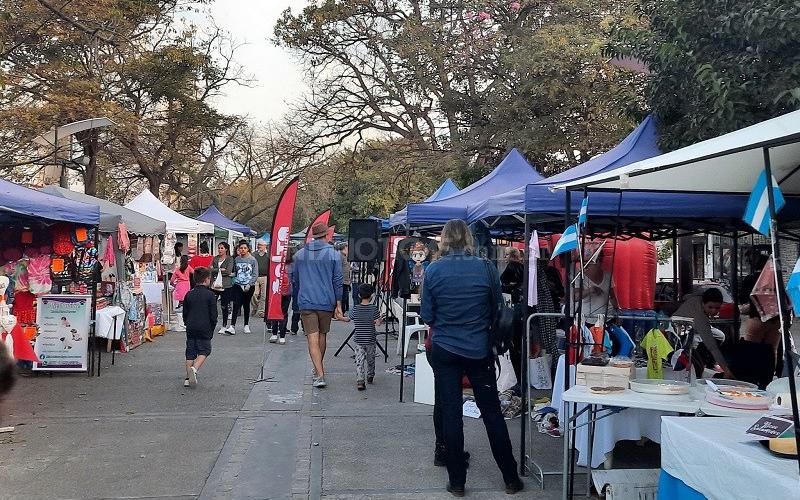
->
xmin=208 ymin=0 xmax=309 ymax=124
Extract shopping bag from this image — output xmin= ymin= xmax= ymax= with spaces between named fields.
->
xmin=496 ymin=352 xmax=518 ymax=393
xmin=212 ymin=269 xmax=224 ymax=291
xmin=528 ymin=354 xmax=553 ymax=389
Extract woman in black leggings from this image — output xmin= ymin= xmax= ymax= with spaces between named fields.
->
xmin=231 ymin=241 xmax=258 ymax=334
xmin=211 ymin=242 xmax=235 ymax=334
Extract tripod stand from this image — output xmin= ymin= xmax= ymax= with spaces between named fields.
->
xmin=333 ymin=327 xmax=390 ymax=360
xmin=251 ymin=320 xmax=277 ymax=384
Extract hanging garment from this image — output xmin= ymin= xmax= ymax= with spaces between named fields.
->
xmin=14 ymin=260 xmax=29 ymax=292
xmin=1 ymin=322 xmax=39 ymax=362
xmin=606 ymin=324 xmax=635 ymax=358
xmin=117 ymin=224 xmax=130 ymax=252
xmin=641 ymin=328 xmax=674 ymax=379
xmin=28 ymin=255 xmax=52 ymax=295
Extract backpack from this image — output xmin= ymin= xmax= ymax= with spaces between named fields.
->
xmin=483 ymin=259 xmax=515 ymax=357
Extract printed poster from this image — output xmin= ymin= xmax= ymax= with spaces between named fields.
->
xmin=33 ymin=294 xmax=92 ymax=371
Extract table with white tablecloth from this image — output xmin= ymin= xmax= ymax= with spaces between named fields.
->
xmin=660 ymin=416 xmax=797 ymax=499
xmin=553 ymin=354 xmax=682 ymax=468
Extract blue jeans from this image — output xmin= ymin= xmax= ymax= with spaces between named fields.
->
xmin=429 ymin=344 xmax=519 ymax=487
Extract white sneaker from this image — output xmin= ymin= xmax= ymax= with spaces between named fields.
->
xmin=312 ymin=377 xmax=327 ymax=388
xmin=244 ymin=325 xmax=252 ymax=334
xmin=183 ymin=379 xmax=190 ymax=387
xmin=227 ymin=325 xmax=236 ymax=335
xmin=278 ymin=338 xmax=286 ymax=345
xmin=218 ymin=327 xmax=228 ymax=335
xmin=188 ymin=367 xmax=198 ymax=386
xmin=269 ymin=334 xmax=278 ymax=343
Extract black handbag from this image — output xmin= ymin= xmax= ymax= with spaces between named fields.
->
xmin=484 ymin=259 xmax=515 ymax=356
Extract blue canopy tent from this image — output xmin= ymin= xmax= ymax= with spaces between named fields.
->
xmin=0 ymin=178 xmax=99 ymax=225
xmin=197 ymin=204 xmax=255 ymax=236
xmin=466 ymin=116 xmax=661 ymax=226
xmin=390 ymin=149 xmax=543 ymax=228
xmin=387 ymin=177 xmax=461 ymax=229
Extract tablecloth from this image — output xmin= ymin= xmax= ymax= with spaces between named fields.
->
xmin=141 ymin=282 xmax=164 ymax=305
xmin=660 ymin=416 xmax=798 ymax=500
xmin=95 ymin=306 xmax=126 ymax=340
xmin=553 ymin=355 xmax=675 ymax=468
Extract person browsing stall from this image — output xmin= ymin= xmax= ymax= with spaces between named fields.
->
xmin=211 ymin=242 xmax=235 ymax=335
xmin=252 ymin=239 xmax=270 ymax=318
xmin=420 ymin=219 xmax=523 ymax=497
xmin=673 ymin=287 xmax=733 ymax=377
xmin=231 ymin=241 xmax=258 ymax=334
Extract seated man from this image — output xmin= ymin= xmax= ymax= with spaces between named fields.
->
xmin=673 ymin=288 xmax=733 ymax=378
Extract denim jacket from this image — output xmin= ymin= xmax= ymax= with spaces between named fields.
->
xmin=420 ymin=251 xmax=502 ymax=359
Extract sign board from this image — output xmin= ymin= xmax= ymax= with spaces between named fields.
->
xmin=33 ymin=294 xmax=91 ymax=371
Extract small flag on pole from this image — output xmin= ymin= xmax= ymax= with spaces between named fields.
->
xmin=787 ymin=257 xmax=800 ymax=316
xmin=578 ymin=196 xmax=589 ymax=226
xmin=743 ymin=170 xmax=785 ymax=236
xmin=550 ymin=224 xmax=579 ymax=260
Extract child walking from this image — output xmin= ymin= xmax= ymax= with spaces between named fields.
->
xmin=349 ymin=283 xmax=381 ymax=391
xmin=181 ymin=267 xmax=218 ymax=387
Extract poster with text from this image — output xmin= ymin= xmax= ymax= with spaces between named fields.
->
xmin=33 ymin=294 xmax=92 ymax=371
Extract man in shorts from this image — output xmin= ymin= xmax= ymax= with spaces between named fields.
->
xmin=182 ymin=267 xmax=218 ymax=387
xmin=292 ymin=222 xmax=344 ymax=388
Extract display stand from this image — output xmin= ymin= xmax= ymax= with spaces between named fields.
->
xmin=251 ymin=321 xmax=276 ymax=384
xmin=333 ymin=328 xmax=389 ymax=359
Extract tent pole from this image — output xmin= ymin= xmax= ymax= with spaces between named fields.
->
xmin=672 ymin=233 xmax=678 ymax=300
xmin=90 ymin=226 xmax=100 ymax=377
xmin=519 ymin=213 xmax=530 ymax=476
xmin=562 ymin=188 xmax=573 ymax=500
xmin=763 ymin=147 xmax=800 ymax=473
xmin=731 ymin=232 xmax=740 ymax=340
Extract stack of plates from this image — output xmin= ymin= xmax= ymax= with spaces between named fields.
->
xmin=629 ymin=379 xmax=691 ymax=395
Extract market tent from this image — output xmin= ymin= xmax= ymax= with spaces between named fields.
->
xmin=388 ymin=178 xmax=461 ymax=228
xmin=125 ymin=190 xmax=214 ymax=234
xmin=0 ymin=178 xmax=99 ymax=225
xmin=197 ymin=204 xmax=255 ymax=235
xmin=466 ymin=116 xmax=662 ymax=224
xmin=41 ymin=185 xmax=165 ymax=235
xmin=555 ymin=109 xmax=800 ymax=194
xmin=390 ymin=149 xmax=542 ymax=228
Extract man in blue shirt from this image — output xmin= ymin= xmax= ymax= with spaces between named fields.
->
xmin=292 ymin=222 xmax=344 ymax=388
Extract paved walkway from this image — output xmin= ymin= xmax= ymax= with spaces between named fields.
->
xmin=0 ymin=317 xmax=563 ymax=499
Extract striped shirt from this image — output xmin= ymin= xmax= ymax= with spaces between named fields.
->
xmin=351 ymin=303 xmax=379 ymax=346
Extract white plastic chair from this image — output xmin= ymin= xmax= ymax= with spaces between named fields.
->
xmin=391 ymin=299 xmax=428 ymax=358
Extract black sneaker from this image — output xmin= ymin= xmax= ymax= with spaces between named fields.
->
xmin=505 ymin=478 xmax=524 ymax=494
xmin=446 ymin=483 xmax=465 ymax=497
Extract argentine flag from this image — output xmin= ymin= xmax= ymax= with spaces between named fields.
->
xmin=788 ymin=258 xmax=800 ymax=316
xmin=550 ymin=224 xmax=579 ymax=260
xmin=578 ymin=196 xmax=589 ymax=226
xmin=743 ymin=170 xmax=785 ymax=236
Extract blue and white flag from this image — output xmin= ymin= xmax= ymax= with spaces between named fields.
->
xmin=743 ymin=170 xmax=785 ymax=236
xmin=787 ymin=257 xmax=800 ymax=316
xmin=578 ymin=196 xmax=589 ymax=226
xmin=550 ymin=224 xmax=579 ymax=260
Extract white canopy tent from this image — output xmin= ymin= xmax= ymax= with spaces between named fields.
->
xmin=125 ymin=190 xmax=214 ymax=234
xmin=555 ymin=109 xmax=800 ymax=195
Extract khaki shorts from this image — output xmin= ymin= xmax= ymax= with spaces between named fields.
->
xmin=300 ymin=310 xmax=334 ymax=335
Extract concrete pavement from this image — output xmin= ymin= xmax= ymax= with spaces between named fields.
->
xmin=0 ymin=316 xmax=570 ymax=499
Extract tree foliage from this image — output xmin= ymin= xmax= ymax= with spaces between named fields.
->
xmin=276 ymin=0 xmax=644 ymax=185
xmin=610 ymin=0 xmax=800 ymax=151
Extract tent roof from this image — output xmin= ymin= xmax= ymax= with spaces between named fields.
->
xmin=387 ymin=178 xmax=462 ymax=228
xmin=0 ymin=178 xmax=99 ymax=225
xmin=198 ymin=204 xmax=254 ymax=235
xmin=426 ymin=178 xmax=460 ymax=202
xmin=555 ymin=109 xmax=800 ymax=194
xmin=125 ymin=190 xmax=214 ymax=234
xmin=467 ymin=117 xmax=662 ymax=224
xmin=391 ymin=148 xmax=543 ymax=227
xmin=41 ymin=185 xmax=165 ymax=235
xmin=537 ymin=115 xmax=660 ymax=185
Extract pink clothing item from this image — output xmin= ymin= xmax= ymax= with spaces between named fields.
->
xmin=117 ymin=223 xmax=130 ymax=252
xmin=171 ymin=266 xmax=194 ymax=302
xmin=104 ymin=235 xmax=116 ymax=267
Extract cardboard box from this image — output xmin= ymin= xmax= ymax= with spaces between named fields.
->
xmin=576 ymin=363 xmax=634 ymax=388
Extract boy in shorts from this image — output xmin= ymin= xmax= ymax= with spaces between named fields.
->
xmin=182 ymin=267 xmax=218 ymax=387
